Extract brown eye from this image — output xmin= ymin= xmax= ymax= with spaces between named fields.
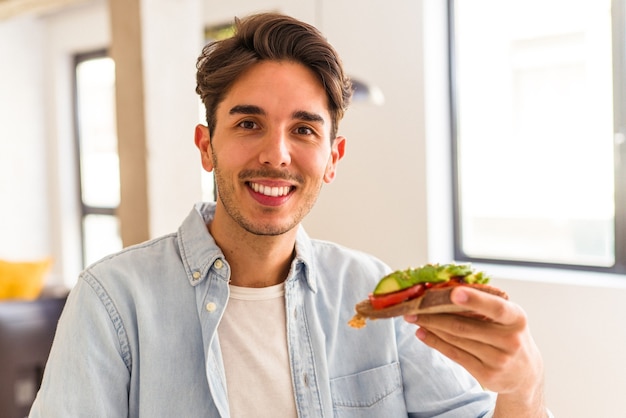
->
xmin=295 ymin=126 xmax=313 ymax=135
xmin=238 ymin=120 xmax=257 ymax=130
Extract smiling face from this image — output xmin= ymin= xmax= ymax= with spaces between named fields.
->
xmin=195 ymin=60 xmax=345 ymax=238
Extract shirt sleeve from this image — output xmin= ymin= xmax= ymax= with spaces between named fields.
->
xmin=29 ymin=273 xmax=131 ymax=417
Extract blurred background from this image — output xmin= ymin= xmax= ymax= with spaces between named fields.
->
xmin=1 ymin=0 xmax=625 ymax=416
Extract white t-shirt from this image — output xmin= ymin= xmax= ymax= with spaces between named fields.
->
xmin=218 ymin=283 xmax=297 ymax=418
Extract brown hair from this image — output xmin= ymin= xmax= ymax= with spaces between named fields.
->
xmin=195 ymin=12 xmax=353 ymax=140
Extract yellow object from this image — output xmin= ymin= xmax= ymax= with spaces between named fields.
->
xmin=0 ymin=258 xmax=52 ymax=300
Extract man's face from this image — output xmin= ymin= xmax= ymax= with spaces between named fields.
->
xmin=195 ymin=60 xmax=345 ymax=237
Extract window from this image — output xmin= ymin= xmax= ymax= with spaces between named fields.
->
xmin=449 ymin=0 xmax=625 ymax=273
xmin=74 ymin=50 xmax=123 ymax=267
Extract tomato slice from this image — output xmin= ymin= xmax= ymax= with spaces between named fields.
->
xmin=368 ymin=277 xmax=469 ymax=310
xmin=368 ymin=284 xmax=425 ymax=310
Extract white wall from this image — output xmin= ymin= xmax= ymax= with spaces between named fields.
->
xmin=0 ymin=15 xmax=48 ymax=260
xmin=304 ymin=0 xmax=431 ymax=269
xmin=139 ymin=0 xmax=204 ymax=238
xmin=1 ymin=0 xmax=625 ymax=416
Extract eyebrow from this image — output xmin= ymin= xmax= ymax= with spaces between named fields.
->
xmin=293 ymin=110 xmax=325 ymax=125
xmin=229 ymin=105 xmax=324 ymax=125
xmin=229 ymin=104 xmax=265 ymax=116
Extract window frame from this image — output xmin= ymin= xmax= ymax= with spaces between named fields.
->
xmin=447 ymin=0 xmax=626 ymax=274
xmin=72 ymin=49 xmax=120 ymax=267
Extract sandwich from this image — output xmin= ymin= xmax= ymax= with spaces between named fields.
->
xmin=348 ymin=263 xmax=508 ymax=328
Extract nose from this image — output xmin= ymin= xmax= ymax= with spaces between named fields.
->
xmin=259 ymin=130 xmax=291 ymax=167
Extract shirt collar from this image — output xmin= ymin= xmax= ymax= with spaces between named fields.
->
xmin=178 ymin=202 xmax=317 ymax=292
xmin=294 ymin=226 xmax=317 ymax=293
xmin=177 ymin=202 xmax=225 ymax=286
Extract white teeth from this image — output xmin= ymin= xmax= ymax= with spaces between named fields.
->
xmin=250 ymin=182 xmax=291 ymax=197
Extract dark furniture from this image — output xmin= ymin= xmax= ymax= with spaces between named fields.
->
xmin=0 ymin=293 xmax=67 ymax=418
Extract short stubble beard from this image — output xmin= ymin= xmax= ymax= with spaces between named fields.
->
xmin=211 ymin=153 xmax=323 ymax=237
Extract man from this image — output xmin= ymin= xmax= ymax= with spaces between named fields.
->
xmin=30 ymin=12 xmax=550 ymax=417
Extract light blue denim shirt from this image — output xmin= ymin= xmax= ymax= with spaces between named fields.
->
xmin=30 ymin=202 xmax=495 ymax=417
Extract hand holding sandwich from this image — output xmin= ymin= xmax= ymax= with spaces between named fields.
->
xmin=349 ymin=263 xmax=549 ymax=417
xmin=406 ymin=286 xmax=548 ymax=418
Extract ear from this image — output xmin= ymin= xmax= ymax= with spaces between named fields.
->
xmin=323 ymin=136 xmax=346 ymax=183
xmin=194 ymin=124 xmax=214 ymax=172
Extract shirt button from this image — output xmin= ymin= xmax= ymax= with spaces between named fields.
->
xmin=214 ymin=259 xmax=224 ymax=269
xmin=192 ymin=271 xmax=201 ymax=280
xmin=205 ymin=302 xmax=217 ymax=312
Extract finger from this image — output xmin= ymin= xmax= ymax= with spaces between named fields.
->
xmin=450 ymin=286 xmax=524 ymax=325
xmin=414 ymin=313 xmax=514 ymax=351
xmin=403 ymin=314 xmax=418 ymax=323
xmin=417 ymin=324 xmax=507 ymax=366
xmin=419 ymin=324 xmax=543 ymax=394
xmin=416 ymin=326 xmax=497 ymax=375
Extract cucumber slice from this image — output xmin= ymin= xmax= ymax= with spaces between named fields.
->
xmin=372 ymin=263 xmax=486 ymax=296
xmin=372 ymin=275 xmax=404 ymax=295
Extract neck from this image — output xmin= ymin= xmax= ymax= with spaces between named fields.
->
xmin=208 ymin=211 xmax=297 ymax=288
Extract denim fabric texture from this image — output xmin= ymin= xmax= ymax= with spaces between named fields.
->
xmin=29 ymin=202 xmax=495 ymax=417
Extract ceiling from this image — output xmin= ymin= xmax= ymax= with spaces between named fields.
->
xmin=0 ymin=0 xmax=86 ymax=21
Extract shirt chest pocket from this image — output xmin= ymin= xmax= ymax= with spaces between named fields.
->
xmin=330 ymin=362 xmax=407 ymax=417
